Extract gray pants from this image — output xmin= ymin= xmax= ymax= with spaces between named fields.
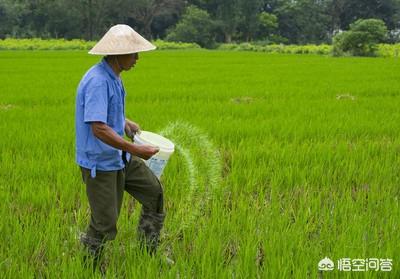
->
xmin=80 ymin=155 xmax=165 ymax=253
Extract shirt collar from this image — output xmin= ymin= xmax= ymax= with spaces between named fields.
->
xmin=100 ymin=58 xmax=120 ymax=81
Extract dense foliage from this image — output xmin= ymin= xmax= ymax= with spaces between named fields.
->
xmin=333 ymin=19 xmax=389 ymax=56
xmin=2 ymin=38 xmax=400 ymax=57
xmin=165 ymin=6 xmax=217 ymax=48
xmin=0 ymin=38 xmax=200 ymax=51
xmin=0 ymin=0 xmax=399 ymax=46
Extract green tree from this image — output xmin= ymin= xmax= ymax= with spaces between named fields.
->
xmin=333 ymin=18 xmax=388 ymax=56
xmin=122 ymin=0 xmax=184 ymax=40
xmin=79 ymin=0 xmax=133 ymax=40
xmin=257 ymin=11 xmax=278 ymax=40
xmin=166 ymin=5 xmax=217 ymax=48
xmin=237 ymin=0 xmax=263 ymax=41
xmin=0 ymin=0 xmax=25 ymax=38
xmin=186 ymin=0 xmax=218 ymax=15
xmin=337 ymin=0 xmax=399 ymax=30
xmin=42 ymin=0 xmax=83 ymax=39
xmin=275 ymin=0 xmax=330 ymax=44
xmin=214 ymin=0 xmax=240 ymax=43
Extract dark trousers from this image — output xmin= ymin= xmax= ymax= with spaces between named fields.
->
xmin=80 ymin=155 xmax=165 ymax=251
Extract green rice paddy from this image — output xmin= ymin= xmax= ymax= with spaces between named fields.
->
xmin=0 ymin=50 xmax=399 ymax=278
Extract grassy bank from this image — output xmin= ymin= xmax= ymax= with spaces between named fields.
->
xmin=1 ymin=38 xmax=400 ymax=57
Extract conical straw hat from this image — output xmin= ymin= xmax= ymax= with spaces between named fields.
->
xmin=89 ymin=24 xmax=156 ymax=55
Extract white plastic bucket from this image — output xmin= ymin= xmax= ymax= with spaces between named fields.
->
xmin=133 ymin=131 xmax=175 ymax=178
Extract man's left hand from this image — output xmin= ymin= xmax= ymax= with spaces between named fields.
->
xmin=125 ymin=119 xmax=141 ymax=139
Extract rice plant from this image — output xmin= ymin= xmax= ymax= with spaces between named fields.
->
xmin=0 ymin=50 xmax=399 ymax=278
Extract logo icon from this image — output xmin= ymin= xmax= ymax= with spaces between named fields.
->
xmin=318 ymin=257 xmax=335 ymax=271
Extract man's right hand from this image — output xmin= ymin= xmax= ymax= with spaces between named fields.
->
xmin=132 ymin=144 xmax=159 ymax=160
xmin=90 ymin=122 xmax=159 ymax=160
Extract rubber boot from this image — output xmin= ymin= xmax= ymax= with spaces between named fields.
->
xmin=137 ymin=210 xmax=165 ymax=254
xmin=80 ymin=233 xmax=105 ymax=273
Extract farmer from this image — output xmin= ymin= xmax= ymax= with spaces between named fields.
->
xmin=75 ymin=24 xmax=165 ymax=264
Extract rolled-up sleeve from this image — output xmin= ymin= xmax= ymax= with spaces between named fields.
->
xmin=83 ymin=80 xmax=108 ymax=124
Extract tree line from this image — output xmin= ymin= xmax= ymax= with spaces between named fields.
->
xmin=0 ymin=0 xmax=399 ymax=47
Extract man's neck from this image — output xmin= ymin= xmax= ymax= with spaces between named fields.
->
xmin=105 ymin=57 xmax=121 ymax=77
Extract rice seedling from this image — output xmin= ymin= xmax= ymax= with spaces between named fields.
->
xmin=0 ymin=50 xmax=399 ymax=278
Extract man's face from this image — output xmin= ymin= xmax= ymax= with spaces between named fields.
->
xmin=118 ymin=53 xmax=139 ymax=70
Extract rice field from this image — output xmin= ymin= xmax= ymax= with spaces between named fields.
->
xmin=0 ymin=50 xmax=399 ymax=278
